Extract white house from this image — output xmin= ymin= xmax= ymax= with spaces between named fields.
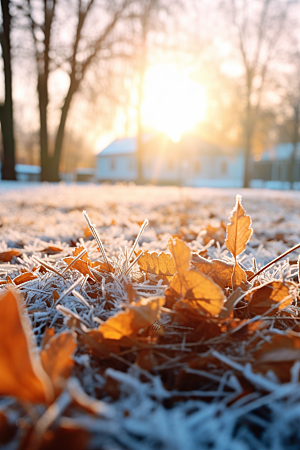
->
xmin=251 ymin=143 xmax=300 ymax=189
xmin=96 ymin=132 xmax=245 ymax=187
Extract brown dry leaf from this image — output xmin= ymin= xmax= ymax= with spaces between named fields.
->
xmin=13 ymin=272 xmax=38 ymax=286
xmin=63 ymin=257 xmax=97 ymax=280
xmin=65 ymin=246 xmax=114 ymax=275
xmin=225 ymin=195 xmax=253 ymax=289
xmin=99 ymin=297 xmax=165 ymax=340
xmin=124 ymin=281 xmax=138 ymax=303
xmin=231 ymin=262 xmax=247 ymax=289
xmin=253 ymin=332 xmax=300 ymax=382
xmin=135 ymin=349 xmax=157 ymax=371
xmin=167 ymin=238 xmax=225 ymax=317
xmin=167 ymin=238 xmax=191 ymax=290
xmin=40 ymin=331 xmax=76 ymax=395
xmin=138 ymin=250 xmax=176 ymax=281
xmin=0 ymin=250 xmax=21 ymax=262
xmin=53 ymin=289 xmax=60 ymax=301
xmin=41 ymin=327 xmax=55 ymax=349
xmin=0 ymin=288 xmax=53 ymax=404
xmin=245 ymin=281 xmax=293 ymax=316
xmin=202 ymin=222 xmax=226 ymax=246
xmin=192 ymin=254 xmax=234 ymax=289
xmin=41 ymin=245 xmax=63 ymax=254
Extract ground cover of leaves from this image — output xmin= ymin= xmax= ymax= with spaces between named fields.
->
xmin=1 ymin=183 xmax=300 ymax=450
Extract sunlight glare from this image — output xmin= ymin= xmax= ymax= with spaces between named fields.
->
xmin=142 ymin=65 xmax=206 ymax=142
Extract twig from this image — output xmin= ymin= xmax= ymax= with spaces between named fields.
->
xmin=248 ymin=242 xmax=300 ymax=282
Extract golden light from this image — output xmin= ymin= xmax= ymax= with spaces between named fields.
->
xmin=142 ymin=64 xmax=206 ymax=142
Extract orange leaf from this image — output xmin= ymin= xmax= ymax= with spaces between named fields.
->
xmin=138 ymin=250 xmax=176 ymax=280
xmin=253 ymin=332 xmax=300 ymax=382
xmin=99 ymin=297 xmax=164 ymax=340
xmin=0 ymin=288 xmax=53 ymax=404
xmin=63 ymin=257 xmax=97 ymax=280
xmin=245 ymin=281 xmax=293 ymax=316
xmin=231 ymin=262 xmax=247 ymax=290
xmin=167 ymin=239 xmax=225 ymax=316
xmin=41 ymin=245 xmax=63 ymax=254
xmin=0 ymin=250 xmax=21 ymax=262
xmin=13 ymin=272 xmax=38 ymax=286
xmin=225 ymin=195 xmax=252 ymax=260
xmin=40 ymin=331 xmax=76 ymax=395
xmin=192 ymin=254 xmax=234 ymax=289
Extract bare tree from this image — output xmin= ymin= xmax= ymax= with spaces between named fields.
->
xmin=224 ymin=0 xmax=295 ymax=187
xmin=281 ymin=48 xmax=300 ymax=188
xmin=22 ymin=0 xmax=133 ymax=181
xmin=0 ymin=0 xmax=16 ymax=180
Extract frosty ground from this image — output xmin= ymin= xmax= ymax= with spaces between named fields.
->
xmin=1 ymin=182 xmax=300 ymax=450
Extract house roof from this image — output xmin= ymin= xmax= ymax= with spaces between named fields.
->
xmin=97 ymin=134 xmax=156 ymax=157
xmin=260 ymin=143 xmax=300 ymax=162
xmin=97 ymin=132 xmax=242 ymax=158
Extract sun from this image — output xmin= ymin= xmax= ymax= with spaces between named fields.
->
xmin=142 ymin=64 xmax=206 ymax=142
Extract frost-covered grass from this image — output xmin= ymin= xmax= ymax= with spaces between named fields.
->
xmin=1 ymin=182 xmax=300 ymax=450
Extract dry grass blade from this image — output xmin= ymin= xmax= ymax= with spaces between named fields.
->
xmin=62 ymin=248 xmax=87 ymax=274
xmin=32 ymin=256 xmax=65 ymax=279
xmin=82 ymin=211 xmax=110 ymax=270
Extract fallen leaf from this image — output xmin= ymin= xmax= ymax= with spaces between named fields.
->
xmin=245 ymin=281 xmax=293 ymax=316
xmin=13 ymin=272 xmax=38 ymax=286
xmin=40 ymin=331 xmax=76 ymax=395
xmin=253 ymin=332 xmax=300 ymax=382
xmin=41 ymin=327 xmax=55 ymax=349
xmin=124 ymin=281 xmax=138 ymax=303
xmin=192 ymin=254 xmax=234 ymax=289
xmin=0 ymin=250 xmax=21 ymax=262
xmin=225 ymin=195 xmax=252 ymax=289
xmin=99 ymin=297 xmax=164 ymax=340
xmin=0 ymin=288 xmax=53 ymax=404
xmin=138 ymin=250 xmax=176 ymax=281
xmin=167 ymin=238 xmax=225 ymax=316
xmin=41 ymin=245 xmax=63 ymax=254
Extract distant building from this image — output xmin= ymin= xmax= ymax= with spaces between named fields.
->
xmin=15 ymin=164 xmax=41 ymax=181
xmin=76 ymin=168 xmax=95 ymax=182
xmin=96 ymin=132 xmax=245 ymax=187
xmin=251 ymin=143 xmax=300 ymax=189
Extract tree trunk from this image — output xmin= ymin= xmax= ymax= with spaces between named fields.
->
xmin=289 ymin=104 xmax=300 ymax=189
xmin=51 ymin=79 xmax=78 ymax=181
xmin=243 ymin=79 xmax=253 ymax=188
xmin=0 ymin=0 xmax=16 ymax=181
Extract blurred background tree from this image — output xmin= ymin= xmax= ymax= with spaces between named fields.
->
xmin=0 ymin=0 xmax=299 ymax=183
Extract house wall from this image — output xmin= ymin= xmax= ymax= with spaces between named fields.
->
xmin=96 ymin=155 xmax=137 ymax=181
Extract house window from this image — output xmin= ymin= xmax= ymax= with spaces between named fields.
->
xmin=110 ymin=157 xmax=115 ymax=171
xmin=194 ymin=160 xmax=201 ymax=174
xmin=221 ymin=161 xmax=227 ymax=175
